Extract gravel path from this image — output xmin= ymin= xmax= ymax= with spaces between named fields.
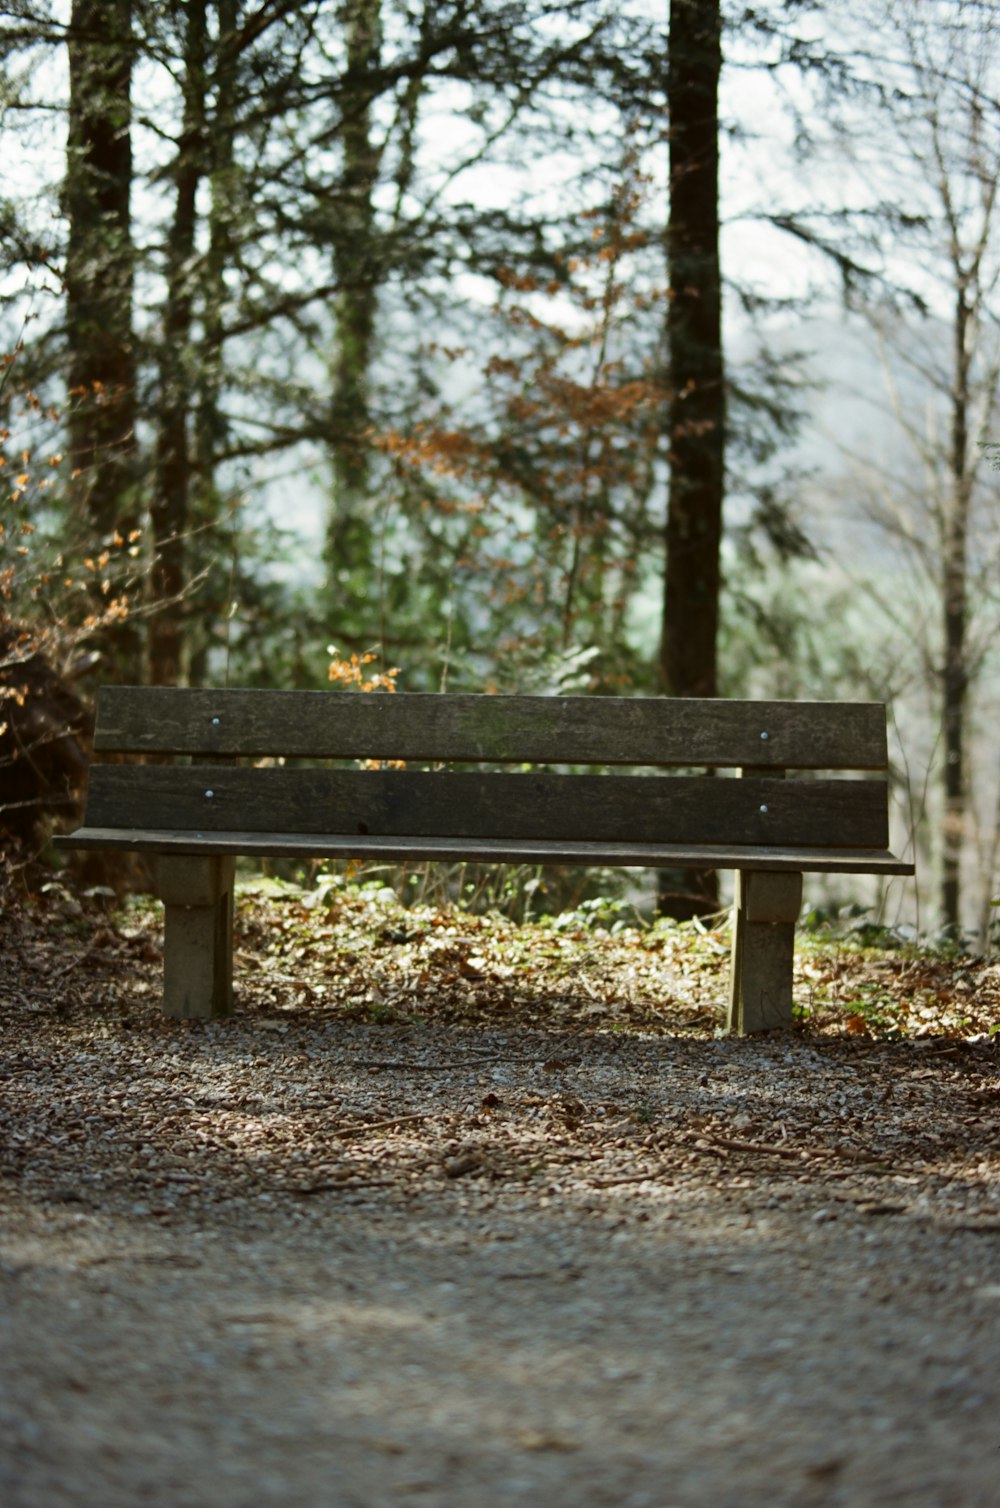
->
xmin=2 ymin=892 xmax=999 ymax=1506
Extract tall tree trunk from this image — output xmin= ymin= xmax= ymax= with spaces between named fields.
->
xmin=658 ymin=0 xmax=724 ymax=918
xmin=189 ymin=0 xmax=240 ymax=686
xmin=65 ymin=0 xmax=139 ymax=673
xmin=148 ymin=0 xmax=208 ymax=687
xmin=325 ymin=0 xmax=382 ymax=627
xmin=661 ymin=0 xmax=724 ymax=697
xmin=941 ymin=282 xmax=971 ymax=932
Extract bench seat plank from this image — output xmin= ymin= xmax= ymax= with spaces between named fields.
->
xmin=93 ymin=687 xmax=890 ymax=770
xmin=54 ymin=827 xmax=914 ymax=875
xmin=81 ymin=765 xmax=893 ymax=850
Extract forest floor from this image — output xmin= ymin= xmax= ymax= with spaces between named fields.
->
xmin=2 ymin=874 xmax=1000 ymax=1508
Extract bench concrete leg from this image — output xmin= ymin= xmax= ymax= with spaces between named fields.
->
xmin=727 ymin=871 xmax=803 ymax=1035
xmin=158 ymin=856 xmax=236 ymax=1019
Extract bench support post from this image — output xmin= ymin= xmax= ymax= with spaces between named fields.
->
xmin=158 ymin=856 xmax=235 ymax=1019
xmin=727 ymin=870 xmax=803 ymax=1035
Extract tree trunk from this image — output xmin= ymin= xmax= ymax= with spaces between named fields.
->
xmin=661 ymin=0 xmax=725 ymax=699
xmin=189 ymin=0 xmax=240 ymax=686
xmin=940 ymin=282 xmax=971 ymax=933
xmin=65 ymin=0 xmax=137 ymax=536
xmin=65 ymin=0 xmax=140 ymax=674
xmin=658 ymin=0 xmax=724 ymax=918
xmin=148 ymin=0 xmax=208 ymax=687
xmin=325 ymin=0 xmax=383 ymax=627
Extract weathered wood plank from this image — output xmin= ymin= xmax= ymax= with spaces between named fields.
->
xmin=158 ymin=853 xmax=231 ymax=907
xmin=52 ymin=828 xmax=916 ymax=875
xmin=158 ymin=855 xmax=234 ymax=1019
xmin=81 ymin=765 xmax=892 ymax=850
xmin=742 ymin=868 xmax=804 ymax=923
xmin=92 ymin=687 xmax=890 ymax=769
xmin=727 ymin=871 xmax=803 ymax=1034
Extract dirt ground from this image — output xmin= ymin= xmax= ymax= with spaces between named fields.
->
xmin=2 ymin=886 xmax=999 ymax=1508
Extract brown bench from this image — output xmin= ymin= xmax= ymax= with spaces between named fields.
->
xmin=55 ymin=687 xmax=913 ymax=1031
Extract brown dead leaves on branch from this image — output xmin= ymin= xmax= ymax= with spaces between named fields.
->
xmin=359 ymin=157 xmax=667 ymax=689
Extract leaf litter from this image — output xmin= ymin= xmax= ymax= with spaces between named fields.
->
xmin=1 ymin=874 xmax=999 ymax=1506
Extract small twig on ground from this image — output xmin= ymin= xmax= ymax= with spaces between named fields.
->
xmin=53 ymin=947 xmax=104 ymax=979
xmin=685 ymin=1132 xmax=809 ymax=1162
xmin=331 ymin=1110 xmax=456 ymax=1138
xmin=277 ymin=1177 xmax=397 ymax=1195
xmin=588 ymin=1167 xmax=668 ymax=1187
xmin=355 ymin=1054 xmax=548 ymax=1071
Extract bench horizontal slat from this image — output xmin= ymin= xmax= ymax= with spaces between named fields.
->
xmin=81 ymin=765 xmax=892 ymax=850
xmin=92 ymin=688 xmax=890 ymax=770
xmin=52 ymin=827 xmax=915 ymax=876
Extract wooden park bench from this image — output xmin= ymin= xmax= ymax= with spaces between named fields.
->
xmin=55 ymin=687 xmax=913 ymax=1032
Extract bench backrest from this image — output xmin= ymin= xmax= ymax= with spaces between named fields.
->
xmin=84 ymin=688 xmax=894 ymax=852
